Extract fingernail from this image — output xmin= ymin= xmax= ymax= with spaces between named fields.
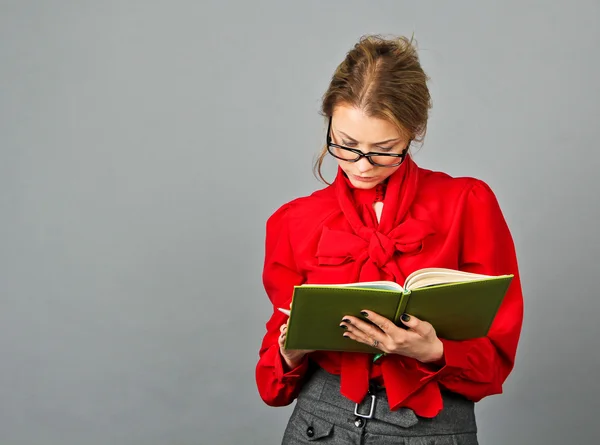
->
xmin=361 ymin=311 xmax=368 ymax=317
xmin=342 ymin=318 xmax=351 ymax=323
xmin=339 ymin=324 xmax=348 ymax=330
xmin=401 ymin=314 xmax=411 ymax=322
xmin=342 ymin=334 xmax=349 ymax=338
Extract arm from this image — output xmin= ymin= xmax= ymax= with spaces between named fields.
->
xmin=435 ymin=180 xmax=524 ymax=401
xmin=255 ymin=203 xmax=309 ymax=406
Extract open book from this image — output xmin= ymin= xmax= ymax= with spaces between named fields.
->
xmin=281 ymin=268 xmax=513 ymax=353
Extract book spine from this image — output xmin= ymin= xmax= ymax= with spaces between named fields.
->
xmin=393 ymin=290 xmax=412 ymax=324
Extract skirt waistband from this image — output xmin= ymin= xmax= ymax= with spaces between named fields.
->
xmin=295 ymin=367 xmax=477 ymax=437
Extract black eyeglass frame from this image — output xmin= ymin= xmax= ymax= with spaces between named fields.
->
xmin=326 ymin=116 xmax=411 ymax=167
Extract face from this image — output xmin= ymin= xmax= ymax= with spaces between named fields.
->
xmin=329 ymin=105 xmax=409 ymax=189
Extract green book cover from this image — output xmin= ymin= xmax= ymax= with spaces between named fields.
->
xmin=283 ymin=269 xmax=513 ymax=354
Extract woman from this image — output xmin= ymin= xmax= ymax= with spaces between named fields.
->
xmin=255 ymin=35 xmax=523 ymax=445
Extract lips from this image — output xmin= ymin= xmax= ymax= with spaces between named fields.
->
xmin=351 ymin=175 xmax=378 ymax=182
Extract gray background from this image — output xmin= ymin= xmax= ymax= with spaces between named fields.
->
xmin=1 ymin=1 xmax=599 ymax=444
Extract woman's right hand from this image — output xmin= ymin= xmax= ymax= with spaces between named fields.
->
xmin=278 ymin=323 xmax=314 ymax=371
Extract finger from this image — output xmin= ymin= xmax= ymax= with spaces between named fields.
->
xmin=342 ymin=326 xmax=382 ymax=349
xmin=342 ymin=315 xmax=387 ymax=340
xmin=280 ymin=323 xmax=287 ymax=333
xmin=398 ymin=313 xmax=436 ymax=339
xmin=356 ymin=310 xmax=397 ymax=334
xmin=341 ymin=318 xmax=386 ymax=347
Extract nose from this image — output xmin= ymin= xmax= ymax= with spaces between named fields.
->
xmin=355 ymin=156 xmax=373 ymax=174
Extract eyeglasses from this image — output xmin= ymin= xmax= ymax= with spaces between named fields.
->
xmin=326 ymin=116 xmax=410 ymax=167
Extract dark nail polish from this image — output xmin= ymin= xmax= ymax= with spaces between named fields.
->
xmin=361 ymin=311 xmax=368 ymax=317
xmin=343 ymin=334 xmax=349 ymax=338
xmin=401 ymin=314 xmax=411 ymax=322
xmin=342 ymin=318 xmax=351 ymax=323
xmin=339 ymin=324 xmax=348 ymax=330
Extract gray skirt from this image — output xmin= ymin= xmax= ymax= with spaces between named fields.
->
xmin=282 ymin=367 xmax=478 ymax=445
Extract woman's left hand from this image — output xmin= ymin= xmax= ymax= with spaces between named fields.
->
xmin=340 ymin=310 xmax=444 ymax=363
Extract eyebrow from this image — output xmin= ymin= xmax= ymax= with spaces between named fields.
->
xmin=336 ymin=129 xmax=401 ymax=145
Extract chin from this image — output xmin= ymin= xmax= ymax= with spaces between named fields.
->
xmin=348 ymin=177 xmax=381 ymax=189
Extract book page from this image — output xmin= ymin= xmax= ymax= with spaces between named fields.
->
xmin=300 ymin=281 xmax=404 ymax=292
xmin=404 ymin=268 xmax=494 ymax=290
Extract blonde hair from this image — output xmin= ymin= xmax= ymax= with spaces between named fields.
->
xmin=315 ymin=35 xmax=432 ymax=183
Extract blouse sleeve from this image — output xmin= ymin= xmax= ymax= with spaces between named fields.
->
xmin=435 ymin=180 xmax=524 ymax=401
xmin=255 ymin=203 xmax=309 ymax=406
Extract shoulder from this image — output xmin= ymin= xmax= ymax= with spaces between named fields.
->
xmin=265 ymin=184 xmax=338 ymax=231
xmin=416 ymin=166 xmax=499 ymax=206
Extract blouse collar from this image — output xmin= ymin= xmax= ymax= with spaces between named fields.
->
xmin=334 ymin=156 xmax=418 ymax=235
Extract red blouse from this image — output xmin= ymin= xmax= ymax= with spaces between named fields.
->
xmin=255 ymin=155 xmax=523 ymax=418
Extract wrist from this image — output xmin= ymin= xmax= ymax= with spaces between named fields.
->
xmin=422 ymin=339 xmax=444 ymax=364
xmin=281 ymin=350 xmax=305 ymax=371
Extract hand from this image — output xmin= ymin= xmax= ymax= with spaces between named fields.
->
xmin=340 ymin=311 xmax=444 ymax=363
xmin=278 ymin=323 xmax=315 ymax=371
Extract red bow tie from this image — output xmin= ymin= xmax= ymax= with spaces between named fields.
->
xmin=316 ymin=218 xmax=435 ymax=282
